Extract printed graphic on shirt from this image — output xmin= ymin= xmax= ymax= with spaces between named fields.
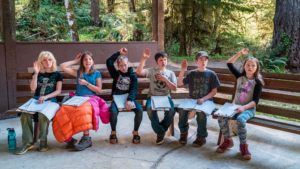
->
xmin=37 ymin=77 xmax=55 ymax=96
xmin=238 ymin=80 xmax=254 ymax=103
xmin=116 ymin=75 xmax=130 ymax=91
xmin=154 ymin=73 xmax=167 ymax=93
xmin=191 ymin=77 xmax=210 ymax=98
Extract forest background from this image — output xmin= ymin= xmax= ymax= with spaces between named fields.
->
xmin=2 ymin=0 xmax=299 ymax=73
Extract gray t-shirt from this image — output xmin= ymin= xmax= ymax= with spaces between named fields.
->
xmin=233 ymin=77 xmax=256 ymax=105
xmin=145 ymin=67 xmax=177 ymax=96
xmin=183 ymin=69 xmax=220 ymax=99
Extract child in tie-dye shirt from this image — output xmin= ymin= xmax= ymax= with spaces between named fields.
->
xmin=216 ymin=48 xmax=264 ymax=161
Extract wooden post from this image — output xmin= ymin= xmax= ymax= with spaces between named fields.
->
xmin=3 ymin=0 xmax=17 ymax=110
xmin=152 ymin=0 xmax=164 ymax=51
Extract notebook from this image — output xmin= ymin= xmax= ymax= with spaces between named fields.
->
xmin=177 ymin=99 xmax=216 ymax=115
xmin=151 ymin=96 xmax=171 ymax=110
xmin=17 ymin=98 xmax=60 ymax=120
xmin=62 ymin=96 xmax=90 ymax=106
xmin=214 ymin=102 xmax=241 ymax=117
xmin=113 ymin=94 xmax=136 ymax=110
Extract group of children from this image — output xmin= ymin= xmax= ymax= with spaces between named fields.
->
xmin=15 ymin=47 xmax=264 ymax=161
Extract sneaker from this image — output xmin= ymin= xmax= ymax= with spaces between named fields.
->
xmin=216 ymin=138 xmax=234 ymax=153
xmin=179 ymin=132 xmax=188 ymax=145
xmin=39 ymin=141 xmax=48 ymax=152
xmin=240 ymin=143 xmax=251 ymax=160
xmin=15 ymin=144 xmax=34 ymax=155
xmin=65 ymin=138 xmax=78 ymax=149
xmin=192 ymin=137 xmax=206 ymax=147
xmin=156 ymin=133 xmax=165 ymax=145
xmin=74 ymin=136 xmax=92 ymax=151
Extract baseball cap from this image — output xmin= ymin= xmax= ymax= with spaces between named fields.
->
xmin=195 ymin=51 xmax=209 ymax=60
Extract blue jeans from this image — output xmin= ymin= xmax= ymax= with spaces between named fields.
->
xmin=146 ymin=97 xmax=175 ymax=136
xmin=178 ymin=109 xmax=208 ymax=138
xmin=218 ymin=108 xmax=255 ymax=144
xmin=110 ymin=100 xmax=143 ymax=132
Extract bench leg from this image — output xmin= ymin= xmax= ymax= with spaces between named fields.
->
xmin=170 ymin=120 xmax=174 ymax=136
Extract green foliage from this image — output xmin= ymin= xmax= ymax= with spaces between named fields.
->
xmin=15 ymin=0 xmax=152 ymax=42
xmin=16 ymin=2 xmax=69 ymax=41
xmin=258 ymin=33 xmax=291 ymax=73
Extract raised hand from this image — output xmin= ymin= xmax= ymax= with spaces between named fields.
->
xmin=33 ymin=61 xmax=40 ymax=74
xmin=74 ymin=52 xmax=82 ymax=63
xmin=120 ymin=47 xmax=128 ymax=56
xmin=143 ymin=48 xmax=151 ymax=59
xmin=181 ymin=60 xmax=188 ymax=71
xmin=240 ymin=48 xmax=249 ymax=55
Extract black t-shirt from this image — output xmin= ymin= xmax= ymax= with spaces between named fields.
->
xmin=34 ymin=71 xmax=63 ymax=98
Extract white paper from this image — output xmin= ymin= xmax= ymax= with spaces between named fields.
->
xmin=18 ymin=98 xmax=60 ymax=120
xmin=63 ymin=96 xmax=90 ymax=106
xmin=113 ymin=94 xmax=133 ymax=110
xmin=214 ymin=102 xmax=241 ymax=117
xmin=151 ymin=96 xmax=171 ymax=110
xmin=178 ymin=99 xmax=216 ymax=115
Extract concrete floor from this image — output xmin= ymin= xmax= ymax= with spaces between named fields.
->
xmin=0 ymin=112 xmax=300 ymax=169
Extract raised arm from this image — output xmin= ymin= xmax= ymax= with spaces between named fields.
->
xmin=227 ymin=48 xmax=249 ymax=64
xmin=30 ymin=61 xmax=39 ymax=92
xmin=177 ymin=60 xmax=188 ymax=87
xmin=136 ymin=48 xmax=151 ymax=77
xmin=60 ymin=53 xmax=81 ymax=77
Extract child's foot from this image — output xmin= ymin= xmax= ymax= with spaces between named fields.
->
xmin=156 ymin=132 xmax=165 ymax=145
xmin=74 ymin=136 xmax=92 ymax=151
xmin=109 ymin=134 xmax=118 ymax=144
xmin=15 ymin=144 xmax=34 ymax=155
xmin=179 ymin=132 xmax=188 ymax=145
xmin=240 ymin=143 xmax=251 ymax=160
xmin=192 ymin=137 xmax=206 ymax=147
xmin=39 ymin=141 xmax=48 ymax=152
xmin=65 ymin=138 xmax=77 ymax=149
xmin=132 ymin=134 xmax=141 ymax=144
xmin=216 ymin=138 xmax=234 ymax=153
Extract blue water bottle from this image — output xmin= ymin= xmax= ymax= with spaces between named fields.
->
xmin=7 ymin=128 xmax=17 ymax=151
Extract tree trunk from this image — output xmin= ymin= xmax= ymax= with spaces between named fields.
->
xmin=90 ymin=0 xmax=100 ymax=26
xmin=179 ymin=2 xmax=187 ymax=56
xmin=64 ymin=0 xmax=79 ymax=41
xmin=272 ymin=0 xmax=300 ymax=72
xmin=0 ymin=0 xmax=2 ymax=40
xmin=129 ymin=0 xmax=136 ymax=12
xmin=107 ymin=0 xmax=115 ymax=13
xmin=187 ymin=1 xmax=196 ymax=56
xmin=211 ymin=7 xmax=223 ymax=55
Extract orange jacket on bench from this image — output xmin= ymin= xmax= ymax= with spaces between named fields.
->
xmin=52 ymin=101 xmax=93 ymax=142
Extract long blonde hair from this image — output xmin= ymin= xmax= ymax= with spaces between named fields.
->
xmin=37 ymin=51 xmax=57 ymax=73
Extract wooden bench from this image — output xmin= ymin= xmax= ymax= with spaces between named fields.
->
xmin=8 ymin=66 xmax=300 ymax=144
xmin=10 ymin=68 xmax=189 ymax=142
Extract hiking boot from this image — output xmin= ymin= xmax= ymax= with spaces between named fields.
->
xmin=192 ymin=137 xmax=206 ymax=147
xmin=109 ymin=134 xmax=118 ymax=144
xmin=15 ymin=144 xmax=34 ymax=155
xmin=74 ymin=136 xmax=92 ymax=151
xmin=240 ymin=143 xmax=251 ymax=160
xmin=179 ymin=132 xmax=188 ymax=145
xmin=216 ymin=138 xmax=234 ymax=153
xmin=156 ymin=132 xmax=165 ymax=145
xmin=39 ymin=141 xmax=48 ymax=152
xmin=65 ymin=138 xmax=78 ymax=149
